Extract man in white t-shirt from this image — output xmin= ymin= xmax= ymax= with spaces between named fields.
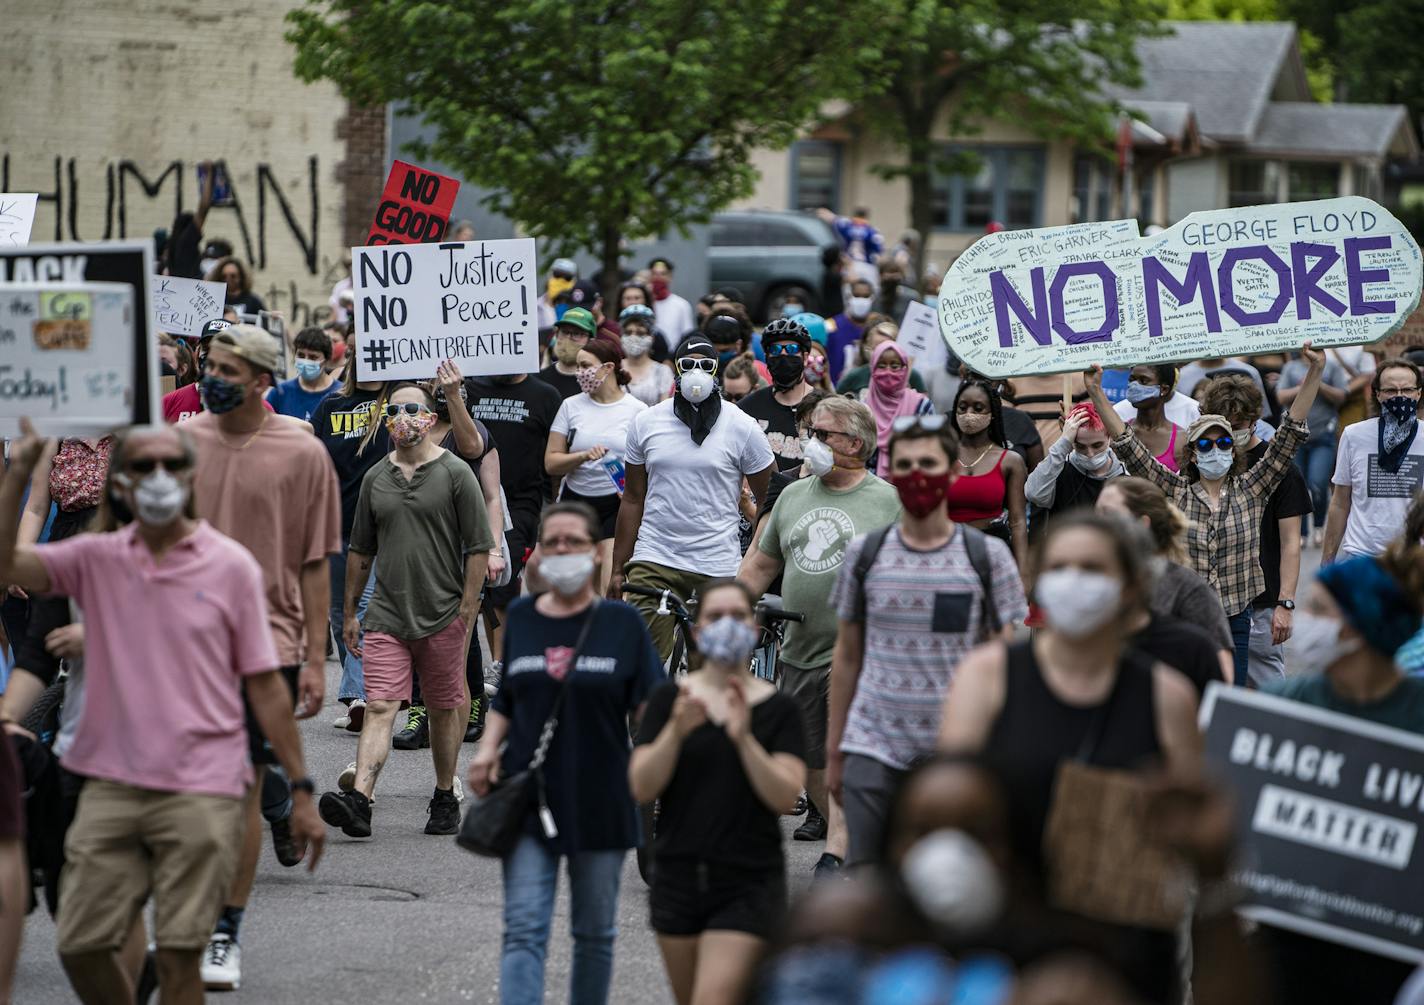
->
xmin=609 ymin=334 xmax=775 ymax=661
xmin=648 ymin=257 xmax=697 ymax=343
xmin=1323 ymin=359 xmax=1424 ymax=563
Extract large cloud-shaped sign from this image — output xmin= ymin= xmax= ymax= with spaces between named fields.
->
xmin=938 ymin=197 xmax=1423 ymax=378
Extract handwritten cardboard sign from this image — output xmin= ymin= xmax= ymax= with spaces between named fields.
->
xmin=0 ymin=241 xmax=160 ymax=428
xmin=939 ymin=198 xmax=1424 ymax=378
xmin=150 ymin=275 xmax=226 ymax=339
xmin=0 ymin=194 xmax=38 ymax=249
xmin=0 ymin=283 xmax=136 ymax=436
xmin=352 ymin=238 xmax=539 ymax=381
xmin=898 ymin=299 xmax=948 ymax=372
xmin=1201 ymin=683 xmax=1424 ymax=963
xmin=367 ymin=160 xmax=460 ymax=246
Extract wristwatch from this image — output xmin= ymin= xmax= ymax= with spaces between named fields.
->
xmin=290 ymin=776 xmax=316 ymax=795
xmin=1276 ymin=599 xmax=1296 ymax=611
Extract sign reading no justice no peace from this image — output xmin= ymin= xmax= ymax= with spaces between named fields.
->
xmin=938 ymin=197 xmax=1424 ymax=378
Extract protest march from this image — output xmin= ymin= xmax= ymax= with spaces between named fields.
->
xmin=4 ymin=8 xmax=1424 ymax=1005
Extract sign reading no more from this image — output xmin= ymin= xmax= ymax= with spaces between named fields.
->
xmin=353 ymin=238 xmax=540 ymax=382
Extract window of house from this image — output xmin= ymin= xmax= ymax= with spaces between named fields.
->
xmin=790 ymin=141 xmax=841 ymax=213
xmin=1228 ymin=160 xmax=1282 ymax=207
xmin=1073 ymin=155 xmax=1114 ymax=223
xmin=934 ymin=146 xmax=1046 ymax=231
xmin=1288 ymin=162 xmax=1340 ymax=202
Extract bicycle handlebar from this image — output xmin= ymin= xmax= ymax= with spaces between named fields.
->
xmin=756 ymin=605 xmax=804 ymax=623
xmin=622 ymin=584 xmax=680 ymax=602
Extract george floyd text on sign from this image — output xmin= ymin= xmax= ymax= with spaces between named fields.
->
xmin=353 ymin=238 xmax=540 ymax=381
xmin=939 ymin=198 xmax=1424 ymax=378
xmin=367 ymin=161 xmax=460 ymax=246
xmin=0 ymin=283 xmax=136 ymax=436
xmin=150 ymin=275 xmax=226 ymax=339
xmin=1201 ymin=683 xmax=1424 ymax=963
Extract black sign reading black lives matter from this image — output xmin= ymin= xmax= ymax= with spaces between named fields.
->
xmin=0 ymin=242 xmax=159 ymax=427
xmin=1201 ymin=683 xmax=1424 ymax=963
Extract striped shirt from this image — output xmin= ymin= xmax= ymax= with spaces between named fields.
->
xmin=1112 ymin=417 xmax=1308 ymax=617
xmin=831 ymin=526 xmax=1027 ymax=770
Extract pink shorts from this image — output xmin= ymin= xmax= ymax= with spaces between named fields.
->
xmin=363 ymin=616 xmax=469 ymax=709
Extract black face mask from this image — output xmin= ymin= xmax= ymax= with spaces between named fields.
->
xmin=766 ymin=352 xmax=806 ymax=390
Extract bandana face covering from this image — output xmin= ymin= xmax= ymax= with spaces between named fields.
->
xmin=1379 ymin=395 xmax=1420 ymax=473
xmin=386 ymin=412 xmax=436 ymax=447
xmin=672 ymin=340 xmax=724 ymax=445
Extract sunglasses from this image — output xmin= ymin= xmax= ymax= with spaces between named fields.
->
xmin=890 ymin=414 xmax=950 ymax=433
xmin=676 ymin=358 xmax=718 ymax=375
xmin=767 ymin=343 xmax=803 ymax=357
xmin=383 ymin=402 xmax=432 ymax=418
xmin=808 ymin=427 xmax=847 ymax=441
xmin=125 ymin=457 xmax=190 ymax=475
xmin=1195 ymin=434 xmax=1235 ymax=452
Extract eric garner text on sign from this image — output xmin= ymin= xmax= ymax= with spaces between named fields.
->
xmin=353 ymin=239 xmax=540 ymax=382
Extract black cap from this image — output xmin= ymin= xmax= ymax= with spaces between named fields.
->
xmin=199 ymin=319 xmax=232 ymax=341
xmin=704 ymin=315 xmax=742 ymax=345
xmin=569 ymin=280 xmax=601 ymax=306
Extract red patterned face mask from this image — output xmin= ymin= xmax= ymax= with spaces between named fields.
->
xmin=890 ymin=469 xmax=952 ymax=518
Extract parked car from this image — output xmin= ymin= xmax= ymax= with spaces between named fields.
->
xmin=708 ymin=210 xmax=839 ymax=322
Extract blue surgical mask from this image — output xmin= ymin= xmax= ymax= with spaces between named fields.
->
xmin=294 ymin=358 xmax=323 ymax=381
xmin=1125 ymin=381 xmax=1161 ymax=405
xmin=782 ymin=303 xmax=803 ymax=318
xmin=717 ymin=349 xmax=738 ymax=369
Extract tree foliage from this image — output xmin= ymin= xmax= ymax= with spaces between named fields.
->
xmin=287 ymin=0 xmax=897 ymax=295
xmin=1283 ymin=0 xmax=1424 ymax=125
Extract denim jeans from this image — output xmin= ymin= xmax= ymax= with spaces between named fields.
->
xmin=1228 ymin=607 xmax=1253 ymax=688
xmin=330 ymin=541 xmax=377 ymax=702
xmin=500 ymin=834 xmax=625 ymax=1005
xmin=1294 ymin=433 xmax=1336 ymax=531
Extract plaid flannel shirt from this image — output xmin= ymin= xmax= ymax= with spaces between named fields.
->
xmin=1112 ymin=417 xmax=1308 ymax=616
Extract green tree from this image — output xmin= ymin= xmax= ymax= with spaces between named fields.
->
xmin=287 ymin=0 xmax=896 ymax=303
xmin=1282 ymin=0 xmax=1424 ymax=125
xmin=864 ymin=0 xmax=1165 ymax=280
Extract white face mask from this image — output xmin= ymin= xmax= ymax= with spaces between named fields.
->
xmin=804 ymin=437 xmax=836 ymax=478
xmin=1195 ymin=448 xmax=1233 ymax=480
xmin=539 ymin=552 xmax=595 ymax=597
xmin=901 ymin=829 xmax=1005 ymax=936
xmin=678 ymin=369 xmax=716 ymax=404
xmin=1035 ymin=568 xmax=1123 ymax=638
xmin=1069 ymin=448 xmax=1113 ymax=477
xmin=621 ymin=333 xmax=653 ymax=358
xmin=697 ymin=615 xmax=758 ymax=666
xmin=848 ymin=296 xmax=873 ymax=318
xmin=1289 ymin=611 xmax=1362 ymax=678
xmin=117 ymin=468 xmax=189 ymax=527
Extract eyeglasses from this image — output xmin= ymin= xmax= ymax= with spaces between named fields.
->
xmin=1379 ymin=385 xmax=1421 ymax=396
xmin=1195 ymin=434 xmax=1235 ymax=452
xmin=890 ymin=414 xmax=949 ymax=433
xmin=557 ymin=328 xmax=591 ymax=342
xmin=125 ymin=457 xmax=191 ymax=475
xmin=540 ymin=536 xmax=593 ymax=550
xmin=383 ymin=402 xmax=432 ymax=418
xmin=676 ymin=358 xmax=718 ymax=375
xmin=809 ymin=427 xmax=847 ymax=441
xmin=767 ymin=343 xmax=803 ymax=357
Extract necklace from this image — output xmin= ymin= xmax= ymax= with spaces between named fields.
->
xmin=216 ymin=412 xmax=269 ymax=451
xmin=961 ymin=444 xmax=994 ymax=471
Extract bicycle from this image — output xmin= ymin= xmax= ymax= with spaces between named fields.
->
xmin=622 ymin=583 xmax=697 ymax=677
xmin=749 ymin=595 xmax=804 ymax=685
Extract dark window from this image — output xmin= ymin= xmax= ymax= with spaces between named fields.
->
xmin=1288 ymin=162 xmax=1339 ymax=202
xmin=1229 ymin=160 xmax=1281 ymax=207
xmin=710 ymin=217 xmax=763 ymax=247
xmin=790 ymin=141 xmax=841 ymax=213
xmin=933 ymin=146 xmax=1047 ymax=231
xmin=1072 ymin=155 xmax=1114 ymax=224
xmin=760 ymin=220 xmax=812 ymax=246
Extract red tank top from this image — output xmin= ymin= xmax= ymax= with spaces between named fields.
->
xmin=945 ymin=449 xmax=1008 ymax=523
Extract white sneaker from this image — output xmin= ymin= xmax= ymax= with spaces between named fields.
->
xmin=338 ymin=761 xmax=357 ymax=792
xmin=345 ymin=698 xmax=367 ymax=733
xmin=332 ymin=711 xmax=351 ymax=729
xmin=201 ymin=934 xmax=241 ymax=990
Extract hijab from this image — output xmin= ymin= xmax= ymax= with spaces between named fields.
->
xmin=867 ymin=341 xmax=927 ymax=476
xmin=672 ymin=335 xmax=722 ymax=446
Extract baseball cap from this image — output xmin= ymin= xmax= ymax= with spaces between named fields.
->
xmin=569 ymin=280 xmax=600 ymax=306
xmin=198 ymin=318 xmax=232 ymax=342
xmin=556 ymin=307 xmax=597 ymax=337
xmin=211 ymin=323 xmax=280 ymax=375
xmin=704 ymin=314 xmax=742 ymax=345
xmin=551 ymin=258 xmax=578 ymax=278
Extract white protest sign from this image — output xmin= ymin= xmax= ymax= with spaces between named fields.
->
xmin=938 ymin=197 xmax=1424 ymax=378
xmin=0 ymin=194 xmax=38 ymax=248
xmin=150 ymin=275 xmax=226 ymax=338
xmin=0 ymin=282 xmax=136 ymax=436
xmin=353 ymin=238 xmax=540 ymax=381
xmin=898 ymin=299 xmax=948 ymax=372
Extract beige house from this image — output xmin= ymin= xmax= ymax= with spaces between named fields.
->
xmin=734 ymin=21 xmax=1416 ymax=271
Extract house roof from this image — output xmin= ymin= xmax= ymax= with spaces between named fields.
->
xmin=1112 ymin=21 xmax=1303 ymax=144
xmin=1126 ymin=100 xmax=1195 ymax=145
xmin=1247 ymin=103 xmax=1418 ymax=159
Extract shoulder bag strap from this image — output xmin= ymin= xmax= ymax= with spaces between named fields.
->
xmin=528 ymin=600 xmax=601 ymax=773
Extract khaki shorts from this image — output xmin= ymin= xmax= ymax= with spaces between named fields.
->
xmin=56 ymin=779 xmax=244 ymax=953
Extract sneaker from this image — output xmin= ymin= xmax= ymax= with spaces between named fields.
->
xmin=484 ymin=660 xmax=504 ymax=698
xmin=393 ymin=704 xmax=430 ymax=750
xmin=812 ymin=852 xmax=844 ymax=881
xmin=201 ymin=934 xmax=241 ymax=991
xmin=345 ymin=698 xmax=367 ymax=734
xmin=794 ymin=803 xmax=827 ymax=842
xmin=425 ymin=787 xmax=461 ymax=835
xmin=318 ymin=788 xmax=373 ymax=838
xmin=332 ymin=709 xmax=351 ymax=729
xmin=786 ymin=792 xmax=808 ymax=817
xmin=337 ymin=760 xmax=357 ymax=792
xmin=270 ymin=815 xmax=303 ymax=867
xmin=464 ymin=693 xmax=486 ymax=743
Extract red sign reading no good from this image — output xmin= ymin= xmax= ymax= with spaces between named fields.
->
xmin=366 ymin=160 xmax=460 ymax=245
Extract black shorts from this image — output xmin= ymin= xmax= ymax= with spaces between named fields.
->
xmin=780 ymin=662 xmax=830 ymax=769
xmin=244 ymin=666 xmax=300 ymax=766
xmin=649 ymin=859 xmax=786 ymax=939
xmin=558 ymin=487 xmax=621 ymax=540
xmin=487 ymin=520 xmax=535 ymax=610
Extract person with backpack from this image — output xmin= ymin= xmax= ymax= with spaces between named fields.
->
xmin=825 ymin=415 xmax=1027 ymax=868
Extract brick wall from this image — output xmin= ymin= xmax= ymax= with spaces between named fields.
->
xmin=0 ymin=0 xmax=382 ymax=328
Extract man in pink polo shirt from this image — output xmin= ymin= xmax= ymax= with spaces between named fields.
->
xmin=0 ymin=419 xmax=324 ymax=1003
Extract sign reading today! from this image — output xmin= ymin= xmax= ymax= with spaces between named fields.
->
xmin=939 ymin=197 xmax=1424 ymax=378
xmin=367 ymin=161 xmax=460 ymax=246
xmin=0 ymin=282 xmax=136 ymax=436
xmin=1201 ymin=683 xmax=1424 ymax=963
xmin=353 ymin=239 xmax=540 ymax=381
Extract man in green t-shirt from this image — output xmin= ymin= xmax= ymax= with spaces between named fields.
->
xmin=739 ymin=395 xmax=900 ymax=877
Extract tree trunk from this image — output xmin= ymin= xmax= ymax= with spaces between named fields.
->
xmin=905 ymin=124 xmax=936 ymax=290
xmin=599 ymin=224 xmax=623 ymax=320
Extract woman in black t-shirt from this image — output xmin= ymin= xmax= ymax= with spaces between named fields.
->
xmin=631 ymin=579 xmax=806 ymax=1005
